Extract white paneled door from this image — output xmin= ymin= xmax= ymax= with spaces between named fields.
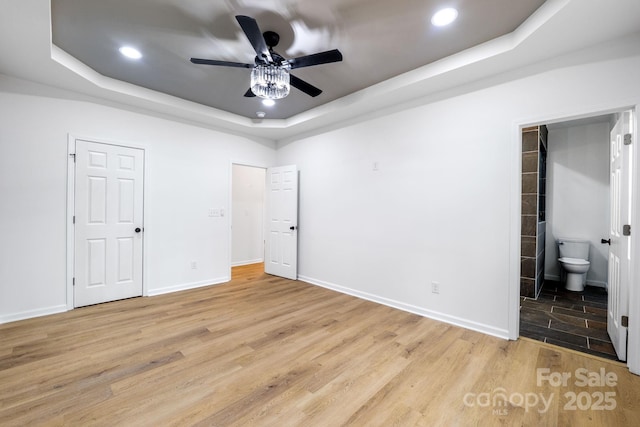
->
xmin=74 ymin=140 xmax=144 ymax=307
xmin=608 ymin=111 xmax=633 ymax=361
xmin=265 ymin=165 xmax=298 ymax=280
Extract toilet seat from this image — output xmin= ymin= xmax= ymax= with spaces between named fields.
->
xmin=558 ymin=257 xmax=589 ymax=265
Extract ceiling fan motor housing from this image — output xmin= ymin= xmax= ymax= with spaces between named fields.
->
xmin=263 ymin=31 xmax=280 ymax=49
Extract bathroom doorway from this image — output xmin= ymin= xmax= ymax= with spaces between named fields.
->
xmin=519 ymin=110 xmax=633 ymax=362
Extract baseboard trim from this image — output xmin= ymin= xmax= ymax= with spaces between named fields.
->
xmin=0 ymin=304 xmax=68 ymax=325
xmin=298 ymin=275 xmax=509 ymax=340
xmin=231 ymin=259 xmax=264 ymax=267
xmin=147 ymin=276 xmax=229 ymax=297
xmin=2 ymin=278 xmax=232 ymax=323
xmin=586 ymin=280 xmax=607 ymax=288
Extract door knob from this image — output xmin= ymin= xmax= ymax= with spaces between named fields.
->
xmin=601 ymin=238 xmax=611 ymax=245
xmin=290 ymin=226 xmax=297 ymax=230
xmin=135 ymin=227 xmax=142 ymax=233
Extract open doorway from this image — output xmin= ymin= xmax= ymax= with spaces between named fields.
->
xmin=231 ymin=164 xmax=266 ymax=278
xmin=519 ymin=110 xmax=632 ymax=362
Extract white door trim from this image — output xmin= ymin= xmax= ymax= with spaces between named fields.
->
xmin=508 ymin=118 xmax=522 ymax=340
xmin=628 ymin=104 xmax=640 ymax=375
xmin=509 ymin=102 xmax=640 ymax=375
xmin=66 ymin=134 xmax=150 ymax=310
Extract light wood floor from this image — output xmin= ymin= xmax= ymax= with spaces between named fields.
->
xmin=1 ymin=264 xmax=639 ymax=426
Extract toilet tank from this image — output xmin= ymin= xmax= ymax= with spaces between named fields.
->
xmin=557 ymin=239 xmax=590 ymax=260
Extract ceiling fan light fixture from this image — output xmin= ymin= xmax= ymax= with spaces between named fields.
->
xmin=431 ymin=8 xmax=458 ymax=27
xmin=250 ymin=64 xmax=290 ymax=99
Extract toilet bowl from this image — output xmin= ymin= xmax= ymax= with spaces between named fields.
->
xmin=557 ymin=239 xmax=590 ymax=292
xmin=558 ymin=257 xmax=590 ymax=291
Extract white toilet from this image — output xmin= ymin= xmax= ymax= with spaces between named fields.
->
xmin=557 ymin=239 xmax=590 ymax=292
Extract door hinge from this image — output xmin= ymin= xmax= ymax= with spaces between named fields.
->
xmin=622 ymin=315 xmax=629 ymax=328
xmin=72 ymin=277 xmax=75 ymax=287
xmin=69 ymin=153 xmax=76 ymax=162
xmin=624 ymin=133 xmax=632 ymax=145
xmin=623 ymin=224 xmax=631 ymax=236
xmin=73 ymin=216 xmax=75 ymax=224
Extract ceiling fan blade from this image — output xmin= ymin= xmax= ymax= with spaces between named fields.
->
xmin=288 ymin=49 xmax=343 ymax=70
xmin=235 ymin=15 xmax=273 ymax=63
xmin=244 ymin=88 xmax=256 ymax=97
xmin=290 ymin=74 xmax=322 ymax=97
xmin=190 ymin=58 xmax=252 ymax=68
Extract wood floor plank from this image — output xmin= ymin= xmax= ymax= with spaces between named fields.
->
xmin=1 ymin=263 xmax=639 ymax=426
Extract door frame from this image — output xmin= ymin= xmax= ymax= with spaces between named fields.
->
xmin=66 ymin=134 xmax=150 ymax=310
xmin=228 ymin=159 xmax=270 ymax=279
xmin=628 ymin=106 xmax=640 ymax=374
xmin=509 ymin=102 xmax=640 ymax=375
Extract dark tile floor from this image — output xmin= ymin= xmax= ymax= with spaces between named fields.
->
xmin=520 ymin=281 xmax=620 ymax=361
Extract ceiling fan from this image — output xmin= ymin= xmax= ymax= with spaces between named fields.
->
xmin=190 ymin=15 xmax=343 ymax=100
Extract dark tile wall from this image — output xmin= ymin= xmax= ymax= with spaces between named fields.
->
xmin=521 ymin=126 xmax=547 ymax=297
xmin=537 ymin=221 xmax=546 ymax=290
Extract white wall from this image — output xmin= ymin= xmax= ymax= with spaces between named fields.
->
xmin=3 ymin=41 xmax=640 ymax=341
xmin=232 ymin=164 xmax=265 ymax=266
xmin=0 ymin=77 xmax=276 ymax=322
xmin=544 ymin=121 xmax=610 ymax=287
xmin=277 ymin=52 xmax=640 ymax=338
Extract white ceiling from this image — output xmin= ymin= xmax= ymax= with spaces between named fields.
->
xmin=1 ymin=0 xmax=640 ymax=141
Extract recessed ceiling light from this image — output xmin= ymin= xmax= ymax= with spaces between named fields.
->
xmin=262 ymin=99 xmax=276 ymax=107
xmin=119 ymin=46 xmax=142 ymax=60
xmin=431 ymin=8 xmax=458 ymax=27
xmin=256 ymin=111 xmax=266 ymax=118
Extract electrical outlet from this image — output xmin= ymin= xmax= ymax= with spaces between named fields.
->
xmin=190 ymin=261 xmax=197 ymax=269
xmin=431 ymin=282 xmax=440 ymax=294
